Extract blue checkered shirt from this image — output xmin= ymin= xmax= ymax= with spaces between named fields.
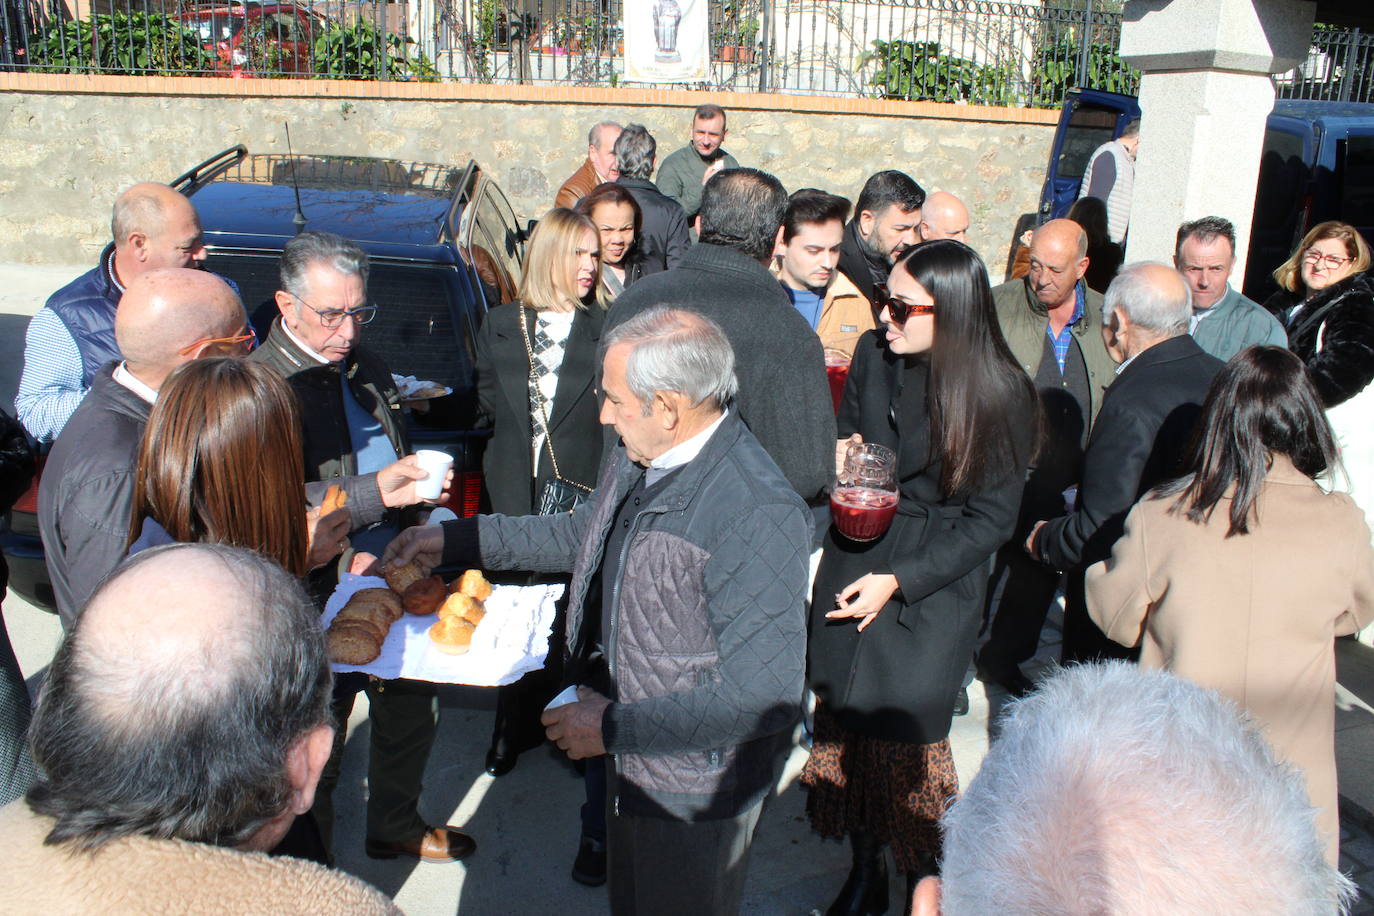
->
xmin=1046 ymin=282 xmax=1086 ymax=374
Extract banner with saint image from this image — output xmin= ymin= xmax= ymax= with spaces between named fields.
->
xmin=623 ymin=0 xmax=709 ymax=83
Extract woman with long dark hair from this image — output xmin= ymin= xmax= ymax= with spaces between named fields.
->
xmin=1087 ymin=346 xmax=1374 ymax=865
xmin=128 ymin=358 xmax=346 ymax=576
xmin=574 ymin=182 xmax=643 ymax=298
xmin=802 ymin=239 xmax=1037 ymax=912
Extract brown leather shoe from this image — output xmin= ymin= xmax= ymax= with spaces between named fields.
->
xmin=365 ymin=826 xmax=476 ymax=863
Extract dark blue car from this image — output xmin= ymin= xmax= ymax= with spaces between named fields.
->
xmin=1037 ymin=89 xmax=1374 ymax=300
xmin=2 ymin=146 xmax=527 ymax=613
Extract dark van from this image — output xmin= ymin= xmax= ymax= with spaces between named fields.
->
xmin=1038 ymin=88 xmax=1374 ymax=300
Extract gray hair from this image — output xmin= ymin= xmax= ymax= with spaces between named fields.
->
xmin=602 ymin=306 xmax=737 ymax=414
xmin=1103 ymin=261 xmax=1192 ymax=333
xmin=26 ymin=543 xmax=332 ymax=852
xmin=111 ymin=185 xmax=170 ymax=243
xmin=1121 ymin=118 xmax=1141 ymax=139
xmin=614 ymin=123 xmax=657 ymax=181
xmin=940 ymin=662 xmax=1354 ymax=915
xmin=278 ymin=230 xmax=369 ymax=300
xmin=589 ymin=120 xmax=622 ymax=149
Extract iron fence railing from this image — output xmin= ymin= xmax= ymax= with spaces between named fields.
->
xmin=0 ymin=0 xmax=1369 ymax=108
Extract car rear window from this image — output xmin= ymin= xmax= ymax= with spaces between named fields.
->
xmin=1253 ymin=127 xmax=1308 ymax=234
xmin=1057 ymin=105 xmax=1118 ymax=181
xmin=1341 ymin=135 xmax=1374 ymax=226
xmin=202 ymin=251 xmax=474 ymax=393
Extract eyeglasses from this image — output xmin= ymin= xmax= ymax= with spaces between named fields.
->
xmin=1302 ymin=250 xmax=1353 ymax=271
xmin=177 ymin=326 xmax=257 ymax=356
xmin=873 ymin=284 xmax=935 ymax=325
xmin=294 ymin=293 xmax=378 ymax=328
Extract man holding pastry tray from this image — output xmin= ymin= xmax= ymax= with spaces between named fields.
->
xmin=385 ymin=307 xmax=811 ymax=915
xmin=250 ymin=231 xmax=470 ymax=865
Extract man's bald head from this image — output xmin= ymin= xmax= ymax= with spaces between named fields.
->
xmin=1026 ymin=218 xmax=1090 ymax=310
xmin=115 ymin=268 xmax=245 ymax=387
xmin=111 ymin=183 xmax=207 ymax=280
xmin=27 ymin=544 xmax=332 ymax=851
xmin=918 ymin=191 xmax=969 ymax=242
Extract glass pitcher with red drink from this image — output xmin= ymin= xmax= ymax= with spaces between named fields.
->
xmin=830 ymin=442 xmax=898 ymax=542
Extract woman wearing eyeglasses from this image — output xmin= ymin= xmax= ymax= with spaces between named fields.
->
xmin=801 ymin=239 xmax=1037 ymax=913
xmin=1264 ymin=221 xmax=1374 ymax=550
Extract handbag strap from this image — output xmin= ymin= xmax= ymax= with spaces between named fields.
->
xmin=519 ymin=305 xmax=589 ymax=491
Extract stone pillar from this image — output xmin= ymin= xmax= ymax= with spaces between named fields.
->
xmin=1119 ymin=0 xmax=1314 ymax=282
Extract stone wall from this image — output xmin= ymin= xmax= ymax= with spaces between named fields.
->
xmin=0 ymin=77 xmax=1055 ymax=277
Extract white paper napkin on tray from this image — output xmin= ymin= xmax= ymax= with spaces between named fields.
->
xmin=322 ymin=573 xmax=563 ymax=687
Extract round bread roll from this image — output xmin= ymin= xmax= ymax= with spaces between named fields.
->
xmin=438 ymin=592 xmax=481 ymax=623
xmin=329 ymin=615 xmax=387 ymax=645
xmin=385 ymin=561 xmax=426 ymax=595
xmin=349 ymin=588 xmax=404 ymax=622
xmin=454 ymin=569 xmax=493 ymax=601
xmin=335 ymin=602 xmax=395 ymax=639
xmin=429 ymin=617 xmax=475 ymax=655
xmin=402 ymin=575 xmax=445 ymax=616
xmin=328 ymin=626 xmax=382 ymax=665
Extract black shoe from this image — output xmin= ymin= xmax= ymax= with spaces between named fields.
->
xmin=485 ymin=745 xmax=518 ymax=777
xmin=952 ymin=688 xmax=969 ymax=717
xmin=571 ymin=835 xmax=607 ymax=886
xmin=827 ymin=833 xmax=888 ymax=916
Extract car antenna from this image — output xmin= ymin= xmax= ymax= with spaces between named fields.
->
xmin=284 ymin=121 xmax=308 ymax=235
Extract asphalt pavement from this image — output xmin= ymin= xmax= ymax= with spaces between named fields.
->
xmin=2 ymin=262 xmax=1373 ymax=914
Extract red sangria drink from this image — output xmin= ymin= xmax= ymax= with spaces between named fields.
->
xmin=824 ymin=349 xmax=850 ymax=414
xmin=830 ymin=486 xmax=899 ymax=542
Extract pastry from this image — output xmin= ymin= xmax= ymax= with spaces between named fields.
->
xmin=429 ymin=616 xmax=475 ymax=655
xmin=437 ymin=592 xmax=485 ymax=626
xmin=385 ymin=561 xmax=426 ymax=594
xmin=402 ymin=575 xmax=445 ymax=616
xmin=451 ymin=569 xmax=493 ymax=601
xmin=321 ymin=484 xmax=348 ymax=516
xmin=343 ymin=588 xmax=404 ymax=623
xmin=327 ymin=623 xmax=382 ymax=665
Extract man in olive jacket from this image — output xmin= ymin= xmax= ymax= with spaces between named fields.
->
xmin=250 ymin=231 xmax=474 ymax=865
xmin=385 ymin=308 xmax=811 ymax=916
xmin=979 ymin=219 xmax=1117 ymax=695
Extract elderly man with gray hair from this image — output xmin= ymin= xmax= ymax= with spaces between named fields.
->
xmin=556 ymin=120 xmax=623 ymax=209
xmin=912 ymin=662 xmax=1354 ymax=915
xmin=614 ymin=123 xmax=690 ymax=272
xmin=386 ymin=306 xmax=812 ymax=916
xmin=0 ymin=543 xmax=398 ymax=913
xmin=1027 ymin=262 xmax=1222 ymax=663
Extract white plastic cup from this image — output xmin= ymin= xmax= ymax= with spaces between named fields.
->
xmin=413 ymin=450 xmax=454 ymax=502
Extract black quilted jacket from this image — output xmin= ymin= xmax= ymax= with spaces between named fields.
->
xmin=449 ymin=411 xmax=811 ymax=819
xmin=1264 ymin=271 xmax=1374 ymax=409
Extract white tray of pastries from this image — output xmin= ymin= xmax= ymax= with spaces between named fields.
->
xmin=321 ymin=567 xmax=563 ymax=687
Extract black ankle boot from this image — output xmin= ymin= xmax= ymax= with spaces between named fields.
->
xmin=826 ymin=831 xmax=888 ymax=916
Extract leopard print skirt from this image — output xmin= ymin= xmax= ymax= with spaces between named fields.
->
xmin=800 ymin=703 xmax=958 ymax=872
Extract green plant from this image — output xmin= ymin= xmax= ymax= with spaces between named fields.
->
xmin=313 ymin=18 xmax=437 ymax=80
xmin=864 ymin=40 xmax=991 ymax=103
xmin=1031 ymin=35 xmax=1139 ymax=107
xmin=714 ymin=0 xmax=760 ymax=48
xmin=27 ymin=11 xmax=211 ymax=74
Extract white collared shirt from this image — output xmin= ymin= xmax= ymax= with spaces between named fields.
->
xmin=112 ymin=361 xmax=158 ymax=404
xmin=646 ymin=409 xmax=729 ymax=486
xmin=282 ymin=320 xmax=333 ymax=365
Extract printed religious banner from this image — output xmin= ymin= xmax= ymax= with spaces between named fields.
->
xmin=623 ymin=0 xmax=709 ymax=83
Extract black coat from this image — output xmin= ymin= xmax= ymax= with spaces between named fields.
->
xmin=475 ymin=302 xmax=606 ymax=516
xmin=618 ymin=177 xmax=691 ymax=275
xmin=1037 ymin=334 xmax=1223 ymax=571
xmin=1264 ymin=272 xmax=1374 ymax=409
xmin=808 ymin=332 xmax=1034 ymax=744
xmin=605 ymin=243 xmax=836 ymax=502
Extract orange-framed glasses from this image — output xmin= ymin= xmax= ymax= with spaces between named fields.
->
xmin=177 ymin=326 xmax=257 ymax=357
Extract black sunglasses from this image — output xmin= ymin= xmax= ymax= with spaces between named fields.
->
xmin=873 ymin=284 xmax=935 ymax=325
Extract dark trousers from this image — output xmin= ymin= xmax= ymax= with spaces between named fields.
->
xmin=313 ymin=672 xmax=438 ymax=855
xmin=606 ymin=760 xmax=764 ymax=916
xmin=980 ymin=540 xmax=1062 ymax=671
xmin=0 ymin=569 xmax=36 ymax=807
xmin=1060 ymin=570 xmax=1139 ymax=665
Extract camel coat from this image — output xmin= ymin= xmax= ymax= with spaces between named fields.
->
xmin=1086 ymin=456 xmax=1374 ymax=864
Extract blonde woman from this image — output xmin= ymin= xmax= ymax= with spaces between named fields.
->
xmin=472 ymin=207 xmax=611 ymax=879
